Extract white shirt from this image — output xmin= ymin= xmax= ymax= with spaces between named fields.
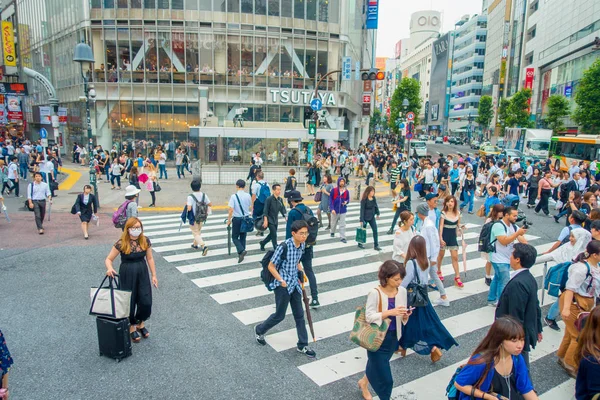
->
xmin=419 ymin=218 xmax=440 ymax=262
xmin=392 ymin=227 xmax=416 ymax=263
xmin=7 ymin=163 xmax=17 ymax=180
xmin=159 ymin=153 xmax=167 ymax=165
xmin=577 ymin=177 xmax=588 ymax=191
xmin=187 ymin=191 xmax=212 ymax=215
xmin=509 ymin=268 xmax=527 ymax=280
xmin=228 ymin=190 xmax=252 ymax=217
xmin=490 ymin=220 xmax=517 ymax=264
xmin=27 ymin=181 xmax=51 ymax=200
xmin=423 ymin=168 xmax=434 ymax=184
xmin=526 ymin=165 xmax=533 ymax=179
xmin=511 ymin=162 xmax=520 ymax=172
xmin=569 ymin=165 xmax=580 ymax=179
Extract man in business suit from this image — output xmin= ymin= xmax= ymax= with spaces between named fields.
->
xmin=495 ymin=243 xmax=543 ymax=369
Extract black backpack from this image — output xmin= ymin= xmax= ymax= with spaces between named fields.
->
xmin=260 ymin=242 xmax=288 ymax=290
xmin=293 ymin=205 xmax=319 ymax=245
xmin=191 ymin=193 xmax=208 ymax=223
xmin=478 ymin=221 xmax=506 ymax=253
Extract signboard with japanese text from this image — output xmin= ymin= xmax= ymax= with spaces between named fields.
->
xmin=0 ymin=82 xmax=28 ymax=96
xmin=39 ymin=106 xmax=52 ymax=125
xmin=58 ymin=107 xmax=68 ymax=124
xmin=342 ymin=57 xmax=351 ymax=81
xmin=2 ymin=21 xmax=17 ymax=67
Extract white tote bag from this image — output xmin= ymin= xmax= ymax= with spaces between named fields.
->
xmin=90 ymin=275 xmax=131 ymax=319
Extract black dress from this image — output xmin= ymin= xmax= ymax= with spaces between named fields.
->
xmin=441 ymin=213 xmax=460 ymax=248
xmin=74 ymin=193 xmax=98 ymax=223
xmin=115 ymin=238 xmax=153 ymax=325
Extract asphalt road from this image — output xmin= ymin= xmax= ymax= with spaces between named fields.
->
xmin=0 ymin=151 xmax=575 ymax=400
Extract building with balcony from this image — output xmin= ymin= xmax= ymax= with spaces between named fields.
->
xmin=16 ymin=0 xmax=374 ymax=166
xmin=448 ymin=14 xmax=487 ymax=135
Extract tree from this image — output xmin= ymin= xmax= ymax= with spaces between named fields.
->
xmin=573 ymin=58 xmax=600 ymax=134
xmin=545 ymin=94 xmax=570 ymax=135
xmin=388 ymin=78 xmax=422 ymax=134
xmin=476 ymin=95 xmax=494 ymax=135
xmin=497 ymin=98 xmax=511 ymax=129
xmin=506 ymin=88 xmax=533 ymax=128
xmin=369 ymin=108 xmax=382 ymax=135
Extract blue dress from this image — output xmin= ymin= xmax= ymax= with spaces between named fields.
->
xmin=0 ymin=329 xmax=13 ymax=381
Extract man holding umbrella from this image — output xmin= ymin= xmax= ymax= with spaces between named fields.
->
xmin=254 ymin=219 xmax=317 ymax=358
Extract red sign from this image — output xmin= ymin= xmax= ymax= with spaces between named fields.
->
xmin=362 ymin=93 xmax=371 ymax=103
xmin=524 ymin=68 xmax=534 ymax=110
xmin=406 ymin=111 xmax=415 ymax=121
xmin=7 ymin=111 xmax=22 ymax=121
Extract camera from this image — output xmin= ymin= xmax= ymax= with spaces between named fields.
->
xmin=522 ymin=217 xmax=532 ymax=230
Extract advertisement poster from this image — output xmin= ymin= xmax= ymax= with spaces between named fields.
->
xmin=2 ymin=21 xmax=17 ymax=67
xmin=6 ymin=95 xmax=22 ymax=121
xmin=58 ymin=107 xmax=68 ymax=124
xmin=39 ymin=106 xmax=52 ymax=125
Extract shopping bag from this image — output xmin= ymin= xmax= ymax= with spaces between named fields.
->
xmin=355 ymin=227 xmax=367 ymax=244
xmin=349 ymin=288 xmax=389 ymax=352
xmin=90 ymin=275 xmax=131 ymax=319
xmin=476 ymin=205 xmax=486 ymax=218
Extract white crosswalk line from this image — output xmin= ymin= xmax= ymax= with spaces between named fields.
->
xmin=296 ymin=261 xmax=553 ymax=386
xmin=538 ymin=379 xmax=575 ymax=400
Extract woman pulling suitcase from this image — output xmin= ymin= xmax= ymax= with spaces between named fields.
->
xmin=105 ymin=217 xmax=158 ymax=343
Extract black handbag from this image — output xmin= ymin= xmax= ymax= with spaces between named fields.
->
xmin=406 ymin=260 xmax=429 ymax=307
xmin=153 ymin=181 xmax=162 ymax=192
xmin=24 ymin=183 xmax=35 ymax=211
xmin=235 ymin=194 xmax=254 ymax=233
xmin=50 ymin=181 xmax=59 ymax=191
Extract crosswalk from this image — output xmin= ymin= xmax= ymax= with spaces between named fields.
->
xmin=140 ymin=202 xmax=576 ymax=399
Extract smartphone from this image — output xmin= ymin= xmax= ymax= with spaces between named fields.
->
xmin=408 ymin=306 xmax=416 ymax=311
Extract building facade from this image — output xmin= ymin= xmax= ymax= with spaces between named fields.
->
xmin=448 ymin=14 xmax=487 ymax=135
xmin=426 ymin=32 xmax=451 ymax=135
xmin=16 ymin=0 xmax=373 ymax=165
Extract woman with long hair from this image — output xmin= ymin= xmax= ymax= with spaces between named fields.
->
xmin=359 ymin=185 xmax=381 ymax=251
xmin=486 ymin=173 xmax=502 ymax=196
xmin=526 ymin=168 xmax=541 ymax=208
xmin=482 ymin=204 xmax=505 ymax=286
xmin=555 ymin=190 xmax=583 ymax=225
xmin=129 ymin=165 xmax=141 ymax=205
xmin=105 ymin=217 xmax=158 ymax=343
xmin=399 ymin=236 xmax=458 ymax=362
xmin=454 ymin=317 xmax=537 ymax=400
xmin=388 ymin=179 xmax=411 ymax=234
xmin=145 ymin=162 xmax=157 ymax=207
xmin=357 ymin=260 xmax=411 ymax=400
xmin=437 ymin=195 xmax=465 ymax=288
xmin=557 ymin=240 xmax=600 ymax=376
xmin=306 ymin=162 xmax=316 ymax=195
xmin=72 ymin=184 xmax=98 ymax=239
xmin=574 ymin=306 xmax=600 ymax=399
xmin=317 ymin=174 xmax=333 ymax=230
xmin=392 ymin=211 xmax=416 ymax=263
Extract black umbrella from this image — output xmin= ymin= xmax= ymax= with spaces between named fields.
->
xmin=300 ymin=275 xmax=316 ymax=342
xmin=224 ymin=218 xmax=232 ymax=255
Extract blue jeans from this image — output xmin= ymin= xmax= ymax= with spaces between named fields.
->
xmin=176 ymin=165 xmax=185 ymax=178
xmin=488 ymin=262 xmax=511 ymax=303
xmin=19 ymin=163 xmax=28 ymax=179
xmin=547 ymin=301 xmax=560 ymax=320
xmin=460 ymin=190 xmax=475 ymax=213
xmin=159 ymin=164 xmax=168 ymax=179
xmin=409 ymin=170 xmax=417 ymax=186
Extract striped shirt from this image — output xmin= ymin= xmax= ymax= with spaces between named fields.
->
xmin=390 ymin=166 xmax=401 ymax=183
xmin=269 ymin=238 xmax=305 ymax=294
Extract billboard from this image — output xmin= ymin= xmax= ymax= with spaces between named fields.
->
xmin=366 ymin=0 xmax=379 ymax=29
xmin=428 ymin=33 xmax=450 ymax=126
xmin=2 ymin=21 xmax=16 ymax=67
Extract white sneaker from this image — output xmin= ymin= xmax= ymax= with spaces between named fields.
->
xmin=434 ymin=298 xmax=450 ymax=307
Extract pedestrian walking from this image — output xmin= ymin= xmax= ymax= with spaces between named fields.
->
xmin=453 ymin=317 xmax=537 ymax=400
xmin=495 ymin=243 xmax=543 ymax=370
xmin=415 ymin=203 xmax=449 ymax=306
xmin=175 ymin=148 xmax=185 ymax=179
xmin=392 ymin=210 xmax=416 ymax=263
xmin=330 ymin=177 xmax=350 ymax=243
xmin=306 ymin=162 xmax=317 ymax=195
xmin=535 ymin=169 xmax=553 ymax=216
xmin=357 ymin=260 xmax=410 ymax=400
xmin=316 ymin=175 xmax=333 ymax=230
xmin=0 ymin=160 xmax=9 ymax=195
xmin=0 ymin=328 xmax=13 ymax=400
xmin=158 ymin=149 xmax=168 ymax=179
xmin=482 ymin=204 xmax=505 ymax=286
xmin=487 ymin=207 xmax=529 ymax=307
xmin=185 ymin=179 xmax=212 ymax=255
xmin=398 ymin=236 xmax=458 ymax=362
xmin=5 ymin=157 xmax=19 ymax=197
xmin=105 ymin=217 xmax=158 ymax=343
xmin=526 ymin=168 xmax=541 ymax=208
xmin=359 ymin=186 xmax=381 ymax=250
xmin=389 ymin=161 xmax=401 ymax=191
xmin=72 ymin=185 xmax=98 ymax=239
xmin=286 ymin=190 xmax=319 ymax=307
xmin=122 ymin=185 xmax=141 ymax=222
xmin=129 ymin=166 xmax=140 ymax=205
xmin=227 ymin=179 xmax=252 ymax=263
xmin=110 ymin=158 xmax=123 ymax=190
xmin=437 ymin=195 xmax=465 ymax=288
xmin=254 ymin=220 xmax=317 ymax=358
xmin=260 ymin=183 xmax=287 ymax=251
xmin=27 ymin=172 xmax=52 ymax=234
xmin=459 ymin=168 xmax=476 ymax=214
xmin=387 ymin=179 xmax=411 ymax=234
xmin=574 ymin=306 xmax=600 ymax=399
xmin=557 ymin=240 xmax=600 ymax=377
xmin=145 ymin=163 xmax=157 ymax=207
xmin=251 ymin=170 xmax=269 ymax=221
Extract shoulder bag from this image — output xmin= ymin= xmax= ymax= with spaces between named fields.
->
xmin=349 ymin=288 xmax=390 ymax=352
xmin=89 ymin=274 xmax=132 ymax=319
xmin=235 ymin=193 xmax=255 ymax=233
xmin=153 ymin=181 xmax=162 ymax=192
xmin=24 ymin=183 xmax=35 ymax=211
xmin=406 ymin=260 xmax=429 ymax=307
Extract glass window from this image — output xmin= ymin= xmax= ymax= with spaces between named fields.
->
xmin=185 ymin=0 xmax=198 ymax=9
xmin=241 ymin=36 xmax=254 ymax=86
xmin=281 ymin=0 xmax=291 ymax=17
xmin=173 ymin=0 xmax=184 ymax=8
xmin=223 ymin=137 xmax=243 ymax=164
xmin=130 ymin=28 xmax=144 ymax=82
xmin=120 ymin=102 xmax=134 ymax=144
xmin=186 ymin=32 xmax=199 ymax=82
xmin=304 ymin=38 xmax=316 ymax=79
xmin=157 ymin=31 xmax=173 ymax=82
xmin=227 ymin=35 xmax=241 ymax=85
xmin=255 ymin=36 xmax=267 ymax=87
xmin=268 ymin=0 xmax=279 ymax=16
xmin=329 ymin=0 xmax=338 ymax=23
xmin=132 ymin=0 xmax=142 ymax=7
xmin=133 ymin=102 xmax=147 ymax=140
xmin=255 ymin=0 xmax=266 ymax=14
xmin=92 ymin=0 xmax=102 ymax=8
xmin=227 ymin=0 xmax=239 ymax=12
xmin=199 ymin=0 xmax=211 ymax=10
xmin=215 ymin=0 xmax=225 ymax=11
xmin=104 ymin=0 xmax=115 ymax=8
xmin=144 ymin=29 xmax=159 ymax=82
xmin=199 ymin=33 xmax=214 ymax=84
xmin=267 ymin=105 xmax=279 ymax=122
xmin=157 ymin=0 xmax=169 ymax=8
xmin=318 ymin=0 xmax=328 ymax=21
xmin=213 ymin=34 xmax=227 ymax=83
xmin=306 ymin=0 xmax=316 ymax=20
xmin=280 ymin=41 xmax=293 ymax=88
xmin=108 ymin=101 xmax=121 ymax=138
xmin=144 ymin=0 xmax=156 ymax=8
xmin=172 ymin=31 xmax=186 ymax=82
xmin=268 ymin=39 xmax=280 ymax=87
xmin=241 ymin=0 xmax=253 ymax=12
xmin=118 ymin=0 xmax=128 ymax=8
xmin=294 ymin=0 xmax=304 ymax=19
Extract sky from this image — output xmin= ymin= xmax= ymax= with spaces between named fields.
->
xmin=376 ymin=0 xmax=484 ymax=58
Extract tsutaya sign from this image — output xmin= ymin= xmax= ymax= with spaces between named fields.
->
xmin=268 ymin=89 xmax=337 ymax=106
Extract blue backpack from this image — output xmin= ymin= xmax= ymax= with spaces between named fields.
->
xmin=257 ymin=182 xmax=270 ymax=204
xmin=544 ymin=261 xmax=592 ymax=297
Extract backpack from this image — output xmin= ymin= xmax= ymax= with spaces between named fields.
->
xmin=545 ymin=261 xmax=593 ymax=297
xmin=112 ymin=200 xmax=132 ymax=228
xmin=559 ymin=226 xmax=573 ymax=246
xmin=478 ymin=221 xmax=506 ymax=253
xmin=191 ymin=193 xmax=208 ymax=223
xmin=257 ymin=182 xmax=270 ymax=204
xmin=260 ymin=242 xmax=288 ymax=290
xmin=445 ymin=365 xmax=465 ymax=400
xmin=293 ymin=205 xmax=319 ymax=245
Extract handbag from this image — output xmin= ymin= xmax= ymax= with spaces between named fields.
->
xmin=50 ymin=180 xmax=59 ymax=191
xmin=153 ymin=181 xmax=162 ymax=192
xmin=89 ymin=274 xmax=132 ymax=319
xmin=235 ymin=193 xmax=255 ymax=233
xmin=314 ymin=190 xmax=322 ymax=202
xmin=349 ymin=288 xmax=390 ymax=352
xmin=355 ymin=227 xmax=367 ymax=244
xmin=414 ymin=182 xmax=423 ymax=192
xmin=406 ymin=260 xmax=429 ymax=307
xmin=24 ymin=183 xmax=35 ymax=211
xmin=476 ymin=204 xmax=486 ymax=217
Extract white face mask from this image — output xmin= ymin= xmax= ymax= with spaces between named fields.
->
xmin=129 ymin=228 xmax=142 ymax=238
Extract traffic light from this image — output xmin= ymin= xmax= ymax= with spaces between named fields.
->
xmin=308 ymin=121 xmax=317 ymax=136
xmin=361 ymin=68 xmax=386 ymax=81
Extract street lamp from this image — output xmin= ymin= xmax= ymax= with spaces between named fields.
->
xmin=73 ymin=41 xmax=99 ymax=203
xmin=467 ymin=112 xmax=474 ymax=144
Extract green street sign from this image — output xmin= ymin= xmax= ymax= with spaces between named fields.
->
xmin=308 ymin=121 xmax=317 ymax=135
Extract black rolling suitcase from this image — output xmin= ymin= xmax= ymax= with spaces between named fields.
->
xmin=96 ymin=316 xmax=132 ymax=362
